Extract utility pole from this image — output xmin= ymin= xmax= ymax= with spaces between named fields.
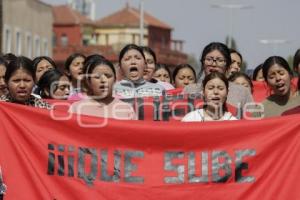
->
xmin=139 ymin=0 xmax=144 ymax=46
xmin=211 ymin=4 xmax=253 ymax=49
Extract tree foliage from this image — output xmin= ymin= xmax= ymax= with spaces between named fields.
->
xmin=225 ymin=36 xmax=247 ymax=72
xmin=187 ymin=54 xmax=200 ymax=75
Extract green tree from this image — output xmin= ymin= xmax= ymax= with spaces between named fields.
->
xmin=240 ymin=61 xmax=247 ymax=73
xmin=187 ymin=54 xmax=200 ymax=75
xmin=225 ymin=36 xmax=237 ymax=50
xmin=225 ymin=36 xmax=247 ymax=72
xmin=287 ymin=55 xmax=296 ymax=76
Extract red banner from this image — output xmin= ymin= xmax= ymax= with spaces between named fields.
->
xmin=0 ymin=102 xmax=300 ymax=199
xmin=46 ymin=96 xmax=239 ymax=121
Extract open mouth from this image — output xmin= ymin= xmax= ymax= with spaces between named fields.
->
xmin=129 ymin=67 xmax=138 ymax=72
xmin=78 ymin=71 xmax=84 ymax=76
xmin=17 ymin=90 xmax=28 ymax=97
xmin=211 ymin=97 xmax=220 ymax=101
xmin=99 ymin=85 xmax=108 ymax=90
xmin=143 ymin=69 xmax=149 ymax=75
xmin=129 ymin=67 xmax=140 ymax=79
xmin=77 ymin=72 xmax=84 ymax=80
xmin=208 ymin=69 xmax=218 ymax=73
xmin=276 ymin=83 xmax=285 ymax=91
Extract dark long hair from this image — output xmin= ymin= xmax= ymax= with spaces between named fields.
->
xmin=141 ymin=46 xmax=157 ymax=64
xmin=252 ymin=64 xmax=263 ymax=81
xmin=199 ymin=42 xmax=231 ymax=79
xmin=230 ymin=49 xmax=243 ymax=63
xmin=202 ymin=72 xmax=229 ymax=112
xmin=154 ymin=63 xmax=172 ymax=83
xmin=85 ymin=59 xmax=116 ymax=78
xmin=5 ymin=56 xmax=34 ymax=83
xmin=262 ymin=56 xmax=293 ymax=82
xmin=119 ymin=44 xmax=146 ymax=64
xmin=33 ymin=56 xmax=57 ymax=73
xmin=293 ymin=49 xmax=300 ymax=73
xmin=228 ymin=72 xmax=253 ymax=93
xmin=0 ymin=56 xmax=7 ymax=68
xmin=172 ymin=64 xmax=196 ymax=82
xmin=37 ymin=69 xmax=68 ymax=98
xmin=64 ymin=53 xmax=86 ymax=72
xmin=83 ymin=58 xmax=116 ymax=95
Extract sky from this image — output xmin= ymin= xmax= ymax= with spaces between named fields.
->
xmin=42 ymin=0 xmax=300 ymax=70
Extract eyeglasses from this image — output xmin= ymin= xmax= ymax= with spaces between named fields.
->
xmin=204 ymin=57 xmax=226 ymax=67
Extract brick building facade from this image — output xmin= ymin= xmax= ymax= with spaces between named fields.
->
xmin=53 ymin=4 xmax=187 ymax=68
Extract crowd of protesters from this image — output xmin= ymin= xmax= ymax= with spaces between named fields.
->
xmin=0 ymin=41 xmax=300 ymax=197
xmin=0 ymin=42 xmax=299 ymax=121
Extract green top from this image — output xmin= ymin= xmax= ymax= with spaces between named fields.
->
xmin=262 ymin=93 xmax=300 ymax=118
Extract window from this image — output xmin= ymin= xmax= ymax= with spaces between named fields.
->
xmin=35 ymin=37 xmax=40 ymax=57
xmin=161 ymin=37 xmax=166 ymax=48
xmin=16 ymin=31 xmax=22 ymax=55
xmin=105 ymin=34 xmax=109 ymax=45
xmin=26 ymin=34 xmax=32 ymax=58
xmin=4 ymin=28 xmax=11 ymax=53
xmin=44 ymin=39 xmax=48 ymax=56
xmin=61 ymin=34 xmax=68 ymax=47
xmin=52 ymin=33 xmax=57 ymax=47
xmin=83 ymin=38 xmax=89 ymax=46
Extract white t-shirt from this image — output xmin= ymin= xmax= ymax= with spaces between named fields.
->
xmin=181 ymin=109 xmax=237 ymax=122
